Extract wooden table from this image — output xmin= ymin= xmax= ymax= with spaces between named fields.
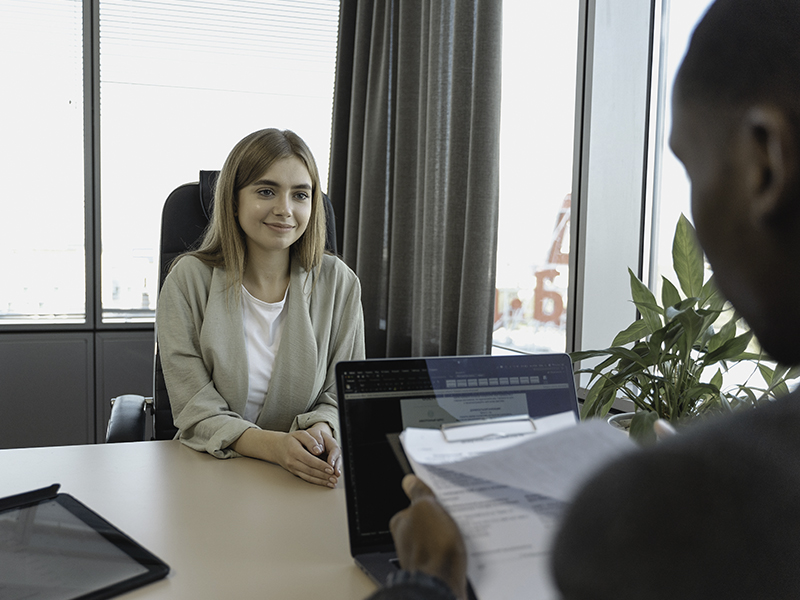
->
xmin=0 ymin=440 xmax=377 ymax=599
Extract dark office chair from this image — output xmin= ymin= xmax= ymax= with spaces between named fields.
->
xmin=105 ymin=170 xmax=338 ymax=443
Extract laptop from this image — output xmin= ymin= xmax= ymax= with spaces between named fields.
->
xmin=336 ymin=353 xmax=579 ymax=590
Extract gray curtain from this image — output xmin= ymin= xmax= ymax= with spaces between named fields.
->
xmin=329 ymin=0 xmax=502 ymax=358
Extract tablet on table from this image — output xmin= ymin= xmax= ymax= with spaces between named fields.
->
xmin=0 ymin=483 xmax=169 ymax=600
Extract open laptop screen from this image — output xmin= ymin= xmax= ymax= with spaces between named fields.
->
xmin=336 ymin=354 xmax=578 ymax=555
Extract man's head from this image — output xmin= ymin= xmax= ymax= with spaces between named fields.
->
xmin=670 ymin=0 xmax=800 ymax=365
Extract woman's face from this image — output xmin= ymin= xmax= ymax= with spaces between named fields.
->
xmin=236 ymin=156 xmax=313 ymax=258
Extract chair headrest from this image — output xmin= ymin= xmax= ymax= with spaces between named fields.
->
xmin=199 ymin=170 xmax=219 ymax=221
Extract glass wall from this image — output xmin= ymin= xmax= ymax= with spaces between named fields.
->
xmin=493 ymin=1 xmax=579 ymax=354
xmin=0 ymin=0 xmax=340 ymax=327
xmin=0 ymin=0 xmax=85 ymax=323
xmin=648 ymin=0 xmax=715 ymax=289
xmin=99 ymin=0 xmax=341 ymax=322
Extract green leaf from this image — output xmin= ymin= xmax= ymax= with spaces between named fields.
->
xmin=680 ymin=382 xmax=722 ymax=413
xmin=661 ymin=277 xmax=682 ymax=310
xmin=703 ymin=330 xmax=754 ymax=364
xmin=758 ymin=363 xmax=775 ymax=385
xmin=699 ymin=323 xmax=716 ymax=350
xmin=707 ymin=317 xmax=736 ymax=354
xmin=628 ymin=269 xmax=663 ymax=332
xmin=571 ymin=346 xmax=650 ymax=374
xmin=607 ymin=345 xmax=652 ymax=369
xmin=674 ymin=308 xmax=705 ymax=358
xmin=656 ymin=318 xmax=691 ymax=350
xmin=697 ymin=306 xmax=723 ymax=336
xmin=665 ymin=298 xmax=699 ymax=323
xmin=581 ymin=378 xmax=614 ymax=419
xmin=612 ymin=319 xmax=651 ymax=346
xmin=673 ymin=214 xmax=704 ymax=298
xmin=710 ymin=369 xmax=723 ymax=390
xmin=570 ymin=349 xmax=613 ymax=363
xmin=771 ymin=363 xmax=790 ymax=383
xmin=756 ymin=362 xmax=795 ymax=399
xmin=633 ymin=299 xmax=668 ymax=316
xmin=770 ymin=380 xmax=790 ymax=399
xmin=734 ymin=386 xmax=758 ymax=404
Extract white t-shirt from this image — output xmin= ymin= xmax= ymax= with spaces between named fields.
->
xmin=241 ymin=285 xmax=287 ymax=422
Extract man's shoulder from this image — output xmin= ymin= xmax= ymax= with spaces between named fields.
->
xmin=699 ymin=394 xmax=800 ymax=439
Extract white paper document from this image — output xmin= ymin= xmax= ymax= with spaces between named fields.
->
xmin=400 ymin=418 xmax=635 ymax=600
xmin=403 ymin=411 xmax=578 ymax=462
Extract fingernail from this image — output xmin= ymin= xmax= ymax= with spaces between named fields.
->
xmin=325 ymin=467 xmax=333 ymax=474
xmin=313 ymin=445 xmax=322 ymax=454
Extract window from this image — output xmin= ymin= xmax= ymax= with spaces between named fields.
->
xmin=99 ymin=0 xmax=341 ymax=323
xmin=648 ymin=0 xmax=715 ymax=289
xmin=493 ymin=1 xmax=579 ymax=354
xmin=0 ymin=0 xmax=340 ymax=327
xmin=495 ymin=0 xmax=657 ymax=359
xmin=0 ymin=0 xmax=85 ymax=323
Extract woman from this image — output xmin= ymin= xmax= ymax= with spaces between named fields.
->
xmin=156 ymin=129 xmax=365 ymax=488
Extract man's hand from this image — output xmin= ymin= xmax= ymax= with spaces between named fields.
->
xmin=389 ymin=475 xmax=468 ymax=600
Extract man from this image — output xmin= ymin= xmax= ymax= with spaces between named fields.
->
xmin=366 ymin=1 xmax=800 ymax=598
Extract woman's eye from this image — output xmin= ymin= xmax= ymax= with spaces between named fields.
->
xmin=257 ymin=189 xmax=274 ymax=197
xmin=295 ymin=192 xmax=310 ymax=201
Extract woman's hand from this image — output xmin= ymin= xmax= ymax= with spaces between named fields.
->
xmin=274 ymin=429 xmax=341 ymax=487
xmin=389 ymin=475 xmax=468 ymax=600
xmin=306 ymin=422 xmax=342 ymax=478
xmin=230 ymin=427 xmax=340 ymax=488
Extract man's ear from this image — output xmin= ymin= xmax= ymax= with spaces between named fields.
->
xmin=740 ymin=106 xmax=799 ymax=226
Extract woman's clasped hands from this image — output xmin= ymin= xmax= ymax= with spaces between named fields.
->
xmin=231 ymin=421 xmax=342 ymax=488
xmin=278 ymin=422 xmax=342 ymax=488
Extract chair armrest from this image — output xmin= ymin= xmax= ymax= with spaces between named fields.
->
xmin=106 ymin=394 xmax=150 ymax=443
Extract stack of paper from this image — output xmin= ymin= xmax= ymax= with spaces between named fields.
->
xmin=400 ymin=414 xmax=635 ymax=600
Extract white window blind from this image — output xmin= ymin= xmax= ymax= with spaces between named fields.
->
xmin=99 ymin=0 xmax=341 ymax=322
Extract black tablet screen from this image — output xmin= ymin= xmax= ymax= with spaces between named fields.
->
xmin=0 ymin=494 xmax=168 ymax=600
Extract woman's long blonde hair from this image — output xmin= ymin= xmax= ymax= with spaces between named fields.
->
xmin=182 ymin=129 xmax=326 ymax=292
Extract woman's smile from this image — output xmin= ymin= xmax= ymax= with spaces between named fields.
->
xmin=264 ymin=221 xmax=295 ymax=232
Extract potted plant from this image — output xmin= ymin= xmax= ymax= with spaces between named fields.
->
xmin=570 ymin=214 xmax=797 ymax=443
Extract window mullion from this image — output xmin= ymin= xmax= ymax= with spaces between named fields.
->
xmin=84 ymin=0 xmax=100 ymax=329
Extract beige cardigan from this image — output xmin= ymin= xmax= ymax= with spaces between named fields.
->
xmin=156 ymin=253 xmax=365 ymax=458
